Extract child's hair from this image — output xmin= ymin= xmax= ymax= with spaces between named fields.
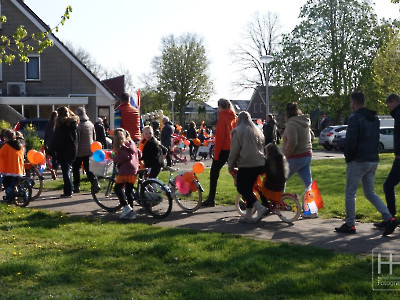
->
xmin=113 ymin=128 xmax=126 ymax=151
xmin=264 ymin=143 xmax=289 ymax=192
xmin=142 ymin=125 xmax=153 ymax=136
xmin=3 ymin=129 xmax=15 ymax=141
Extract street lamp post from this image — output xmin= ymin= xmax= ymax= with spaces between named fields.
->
xmin=260 ymin=55 xmax=273 ymax=120
xmin=169 ymin=91 xmax=176 ymax=124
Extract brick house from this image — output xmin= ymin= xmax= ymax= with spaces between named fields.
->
xmin=0 ymin=0 xmax=117 ymax=127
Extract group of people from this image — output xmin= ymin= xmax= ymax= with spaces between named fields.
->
xmin=2 ymin=89 xmax=400 ymax=236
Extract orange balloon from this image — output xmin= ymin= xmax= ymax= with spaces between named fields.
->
xmin=33 ymin=151 xmax=45 ymax=165
xmin=90 ymin=141 xmax=102 ymax=152
xmin=193 ymin=162 xmax=205 ymax=174
xmin=193 ymin=138 xmax=201 ymax=146
xmin=109 ymin=129 xmax=114 ymax=136
xmin=182 ymin=171 xmax=195 ymax=183
xmin=27 ymin=150 xmax=36 ymax=164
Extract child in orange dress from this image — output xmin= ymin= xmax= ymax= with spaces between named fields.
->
xmin=112 ymin=128 xmax=141 ymax=220
xmin=0 ymin=129 xmax=25 ymax=203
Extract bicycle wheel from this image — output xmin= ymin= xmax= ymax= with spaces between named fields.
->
xmin=26 ymin=168 xmax=43 ymax=200
xmin=91 ymin=176 xmax=122 ymax=212
xmin=276 ymin=194 xmax=301 ymax=223
xmin=234 ymin=194 xmax=256 ymax=217
xmin=13 ymin=179 xmax=32 ymax=207
xmin=140 ymin=179 xmax=172 ymax=218
xmin=171 ymin=177 xmax=202 ymax=212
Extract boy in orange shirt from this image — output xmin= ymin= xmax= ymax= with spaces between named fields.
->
xmin=0 ymin=129 xmax=25 ymax=203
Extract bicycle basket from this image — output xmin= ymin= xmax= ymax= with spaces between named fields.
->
xmin=89 ymin=157 xmax=114 ymax=177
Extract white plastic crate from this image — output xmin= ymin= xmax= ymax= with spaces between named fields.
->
xmin=89 ymin=157 xmax=114 ymax=177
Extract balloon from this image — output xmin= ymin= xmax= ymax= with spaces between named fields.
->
xmin=193 ymin=162 xmax=205 ymax=174
xmin=182 ymin=171 xmax=195 ymax=183
xmin=175 ymin=175 xmax=189 ymax=194
xmin=93 ymin=150 xmax=105 ymax=162
xmin=256 ymin=119 xmax=262 ymax=125
xmin=184 ymin=139 xmax=190 ymax=146
xmin=90 ymin=141 xmax=102 ymax=152
xmin=193 ymin=138 xmax=201 ymax=146
xmin=105 ymin=150 xmax=112 ymax=159
xmin=27 ymin=150 xmax=36 ymax=164
xmin=180 ymin=143 xmax=185 ymax=148
xmin=33 ymin=151 xmax=45 ymax=165
xmin=189 ymin=180 xmax=198 ymax=192
xmin=109 ymin=129 xmax=114 ymax=136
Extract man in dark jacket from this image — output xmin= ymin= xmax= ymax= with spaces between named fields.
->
xmin=262 ymin=114 xmax=277 ymax=145
xmin=335 ymin=91 xmax=397 ymax=236
xmin=161 ymin=117 xmax=174 ymax=167
xmin=383 ymin=93 xmax=400 ymax=220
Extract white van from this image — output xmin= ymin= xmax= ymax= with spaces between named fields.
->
xmin=379 ymin=115 xmax=394 ymax=127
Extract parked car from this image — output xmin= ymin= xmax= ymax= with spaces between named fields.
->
xmin=14 ymin=118 xmax=49 ymax=140
xmin=318 ymin=125 xmax=347 ymax=150
xmin=331 ymin=126 xmax=394 ymax=153
xmin=332 ymin=129 xmax=347 ymax=151
xmin=378 ymin=127 xmax=394 ymax=153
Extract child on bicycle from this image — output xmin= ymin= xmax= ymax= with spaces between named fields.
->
xmin=259 ymin=143 xmax=289 ymax=203
xmin=0 ymin=129 xmax=25 ymax=203
xmin=112 ymin=128 xmax=141 ymax=220
xmin=139 ymin=126 xmax=166 ymax=178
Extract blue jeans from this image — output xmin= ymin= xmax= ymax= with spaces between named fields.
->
xmin=287 ymin=155 xmax=312 ymax=188
xmin=345 ymin=161 xmax=392 ymax=226
xmin=383 ymin=158 xmax=400 ymax=217
xmin=59 ymin=161 xmax=73 ymax=196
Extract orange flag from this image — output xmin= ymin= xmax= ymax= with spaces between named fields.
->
xmin=303 ymin=180 xmax=323 ymax=215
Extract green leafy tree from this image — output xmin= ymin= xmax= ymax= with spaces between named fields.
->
xmin=273 ymin=0 xmax=379 ymax=122
xmin=371 ymin=30 xmax=400 ymax=113
xmin=23 ymin=124 xmax=42 ymax=151
xmin=152 ymin=33 xmax=213 ymax=125
xmin=0 ymin=6 xmax=72 ymax=65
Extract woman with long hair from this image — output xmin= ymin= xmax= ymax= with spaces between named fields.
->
xmin=202 ymin=98 xmax=237 ymax=207
xmin=228 ymin=111 xmax=267 ymax=223
xmin=49 ymin=106 xmax=79 ymax=198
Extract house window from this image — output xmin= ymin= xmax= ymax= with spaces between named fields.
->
xmin=25 ymin=56 xmax=40 ymax=81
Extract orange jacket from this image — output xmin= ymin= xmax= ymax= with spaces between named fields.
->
xmin=115 ymin=103 xmax=141 ymax=141
xmin=0 ymin=142 xmax=25 ymax=176
xmin=214 ymin=109 xmax=237 ymax=160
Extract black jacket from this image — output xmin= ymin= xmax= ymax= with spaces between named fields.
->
xmin=263 ymin=120 xmax=277 ymax=145
xmin=161 ymin=121 xmax=174 ymax=148
xmin=94 ymin=122 xmax=107 ymax=149
xmin=49 ymin=117 xmax=79 ymax=162
xmin=391 ymin=104 xmax=400 ymax=157
xmin=142 ymin=137 xmax=164 ymax=170
xmin=344 ymin=107 xmax=380 ymax=163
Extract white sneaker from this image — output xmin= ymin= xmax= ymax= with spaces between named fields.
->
xmin=128 ymin=211 xmax=136 ymax=220
xmin=120 ymin=205 xmax=132 ymax=219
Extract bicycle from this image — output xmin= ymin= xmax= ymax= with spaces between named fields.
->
xmin=24 ymin=163 xmax=44 ymax=200
xmin=2 ymin=176 xmax=33 ymax=207
xmin=235 ymin=174 xmax=301 ymax=223
xmin=164 ymin=166 xmax=203 ymax=212
xmin=91 ymin=162 xmax=173 ymax=219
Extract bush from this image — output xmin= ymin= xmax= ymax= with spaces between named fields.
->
xmin=0 ymin=120 xmax=11 ymax=130
xmin=23 ymin=123 xmax=42 ymax=151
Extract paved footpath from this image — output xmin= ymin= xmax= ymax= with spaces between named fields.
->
xmin=3 ymin=149 xmax=398 ymax=256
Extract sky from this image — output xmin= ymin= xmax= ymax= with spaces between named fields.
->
xmin=24 ymin=0 xmax=400 ymax=104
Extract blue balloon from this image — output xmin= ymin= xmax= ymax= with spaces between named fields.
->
xmin=93 ymin=150 xmax=105 ymax=162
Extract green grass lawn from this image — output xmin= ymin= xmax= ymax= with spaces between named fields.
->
xmin=1 ymin=205 xmax=399 ymax=299
xmin=2 ymin=153 xmax=400 ymax=298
